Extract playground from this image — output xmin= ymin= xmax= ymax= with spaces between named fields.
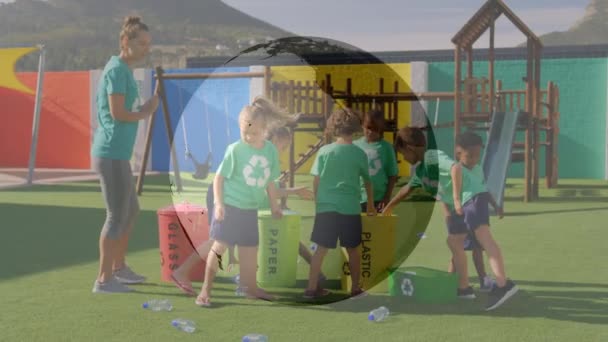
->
xmin=1 ymin=0 xmax=607 ymax=340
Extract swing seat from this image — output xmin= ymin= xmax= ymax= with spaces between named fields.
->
xmin=192 ymin=164 xmax=210 ymax=180
xmin=188 ymin=152 xmax=212 ymax=180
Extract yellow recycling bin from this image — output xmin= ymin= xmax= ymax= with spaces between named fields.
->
xmin=341 ymin=214 xmax=398 ymax=293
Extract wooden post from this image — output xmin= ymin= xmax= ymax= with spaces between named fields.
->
xmin=524 ymin=39 xmax=533 ymax=202
xmin=287 ymin=80 xmax=295 ymax=189
xmin=552 ymin=86 xmax=560 ymax=187
xmin=270 ymin=82 xmax=277 ymax=104
xmin=264 ymin=66 xmax=272 ymax=97
xmin=545 ymin=81 xmax=554 ymax=189
xmin=393 ymin=81 xmax=399 ymax=139
xmin=296 ymin=81 xmax=303 ymax=113
xmin=328 ymin=85 xmax=334 ymax=116
xmin=288 ymin=80 xmax=295 ymax=112
xmin=480 ymin=78 xmax=488 ymax=114
xmin=496 ymin=80 xmax=503 ymax=112
xmin=289 ymin=129 xmax=296 ymax=193
xmin=466 ymin=47 xmax=473 ymax=79
xmin=489 ymin=20 xmax=496 ymax=114
xmin=305 ymin=81 xmax=311 ymax=114
xmin=279 ymin=82 xmax=287 ymax=108
xmin=323 ymin=74 xmax=331 ymax=144
xmin=454 ymin=46 xmax=463 ymax=148
xmin=532 ymin=43 xmax=542 ymax=199
xmin=346 ymin=78 xmax=352 ymax=108
xmin=157 ymin=66 xmax=183 ymax=193
xmin=313 ymin=82 xmax=319 ymax=115
xmin=379 ymin=78 xmax=385 ymax=115
xmin=466 ymin=47 xmax=474 ymax=117
xmin=136 ymin=78 xmax=159 ymax=195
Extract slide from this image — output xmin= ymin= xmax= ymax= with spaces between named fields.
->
xmin=482 ymin=111 xmax=521 ymax=209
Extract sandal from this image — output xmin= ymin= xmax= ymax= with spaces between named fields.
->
xmin=244 ymin=288 xmax=276 ymax=301
xmin=195 ymin=296 xmax=211 ymax=307
xmin=170 ymin=274 xmax=195 ymax=296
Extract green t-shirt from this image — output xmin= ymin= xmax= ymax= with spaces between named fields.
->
xmin=91 ymin=56 xmax=140 ymax=160
xmin=311 ymin=143 xmax=371 ymax=215
xmin=461 ymin=164 xmax=488 ymax=205
xmin=407 ymin=149 xmax=456 ymax=207
xmin=354 ymin=137 xmax=399 ymax=203
xmin=217 ymin=140 xmax=281 ymax=210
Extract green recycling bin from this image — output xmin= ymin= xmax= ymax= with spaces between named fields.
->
xmin=257 ymin=210 xmax=301 ymax=288
xmin=389 ymin=266 xmax=458 ymax=303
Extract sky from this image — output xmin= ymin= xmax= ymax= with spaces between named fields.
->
xmin=222 ymin=0 xmax=588 ymax=51
xmin=0 ymin=0 xmax=589 ymax=51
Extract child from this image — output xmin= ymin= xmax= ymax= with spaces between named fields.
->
xmin=443 ymin=140 xmax=494 ymax=294
xmin=261 ymin=127 xmax=328 ymax=285
xmin=194 ymin=96 xmax=292 ymax=307
xmin=383 ymin=128 xmax=517 ymax=311
xmin=212 ymin=126 xmax=315 ymax=269
xmin=305 ymin=108 xmax=376 ymax=299
xmin=170 ymin=126 xmax=322 ymax=296
xmin=354 ymin=109 xmax=399 ymax=212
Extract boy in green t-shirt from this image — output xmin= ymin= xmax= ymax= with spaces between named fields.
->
xmin=383 ymin=128 xmax=518 ymax=311
xmin=304 ymin=108 xmax=376 ymax=299
xmin=444 ymin=132 xmax=498 ymax=296
xmin=354 ymin=109 xmax=398 ymax=212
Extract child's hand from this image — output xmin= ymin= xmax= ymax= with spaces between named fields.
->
xmin=366 ymin=202 xmax=377 ymax=216
xmin=271 ymin=204 xmax=283 ymax=219
xmin=214 ymin=204 xmax=225 ymax=222
xmin=382 ymin=203 xmax=394 ymax=216
xmin=454 ymin=201 xmax=463 ymax=216
xmin=294 ymin=186 xmax=314 ymax=200
xmin=140 ymin=95 xmax=159 ymax=115
xmin=377 ymin=196 xmax=390 ymax=212
xmin=496 ymin=206 xmax=504 ymax=219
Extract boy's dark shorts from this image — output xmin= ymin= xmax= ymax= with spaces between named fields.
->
xmin=447 ymin=192 xmax=490 ymax=238
xmin=210 ymin=204 xmax=259 ymax=247
xmin=311 ymin=211 xmax=362 ymax=249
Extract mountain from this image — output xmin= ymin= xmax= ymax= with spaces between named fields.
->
xmin=0 ymin=0 xmax=290 ymax=70
xmin=538 ymin=0 xmax=608 ymax=46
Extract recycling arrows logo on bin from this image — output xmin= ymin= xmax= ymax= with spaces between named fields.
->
xmin=401 ymin=278 xmax=414 ymax=296
xmin=243 ymin=155 xmax=271 ymax=187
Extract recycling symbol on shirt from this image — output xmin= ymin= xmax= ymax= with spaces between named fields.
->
xmin=365 ymin=149 xmax=382 ymax=176
xmin=243 ymin=155 xmax=271 ymax=188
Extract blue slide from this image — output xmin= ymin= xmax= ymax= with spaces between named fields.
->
xmin=482 ymin=111 xmax=521 ymax=209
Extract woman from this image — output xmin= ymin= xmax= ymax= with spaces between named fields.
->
xmin=91 ymin=16 xmax=159 ymax=293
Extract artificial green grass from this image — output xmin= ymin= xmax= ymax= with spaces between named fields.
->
xmin=0 ymin=174 xmax=607 ymax=341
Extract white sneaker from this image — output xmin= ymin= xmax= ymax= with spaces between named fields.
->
xmin=113 ymin=266 xmax=147 ymax=284
xmin=92 ymin=277 xmax=133 ymax=294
